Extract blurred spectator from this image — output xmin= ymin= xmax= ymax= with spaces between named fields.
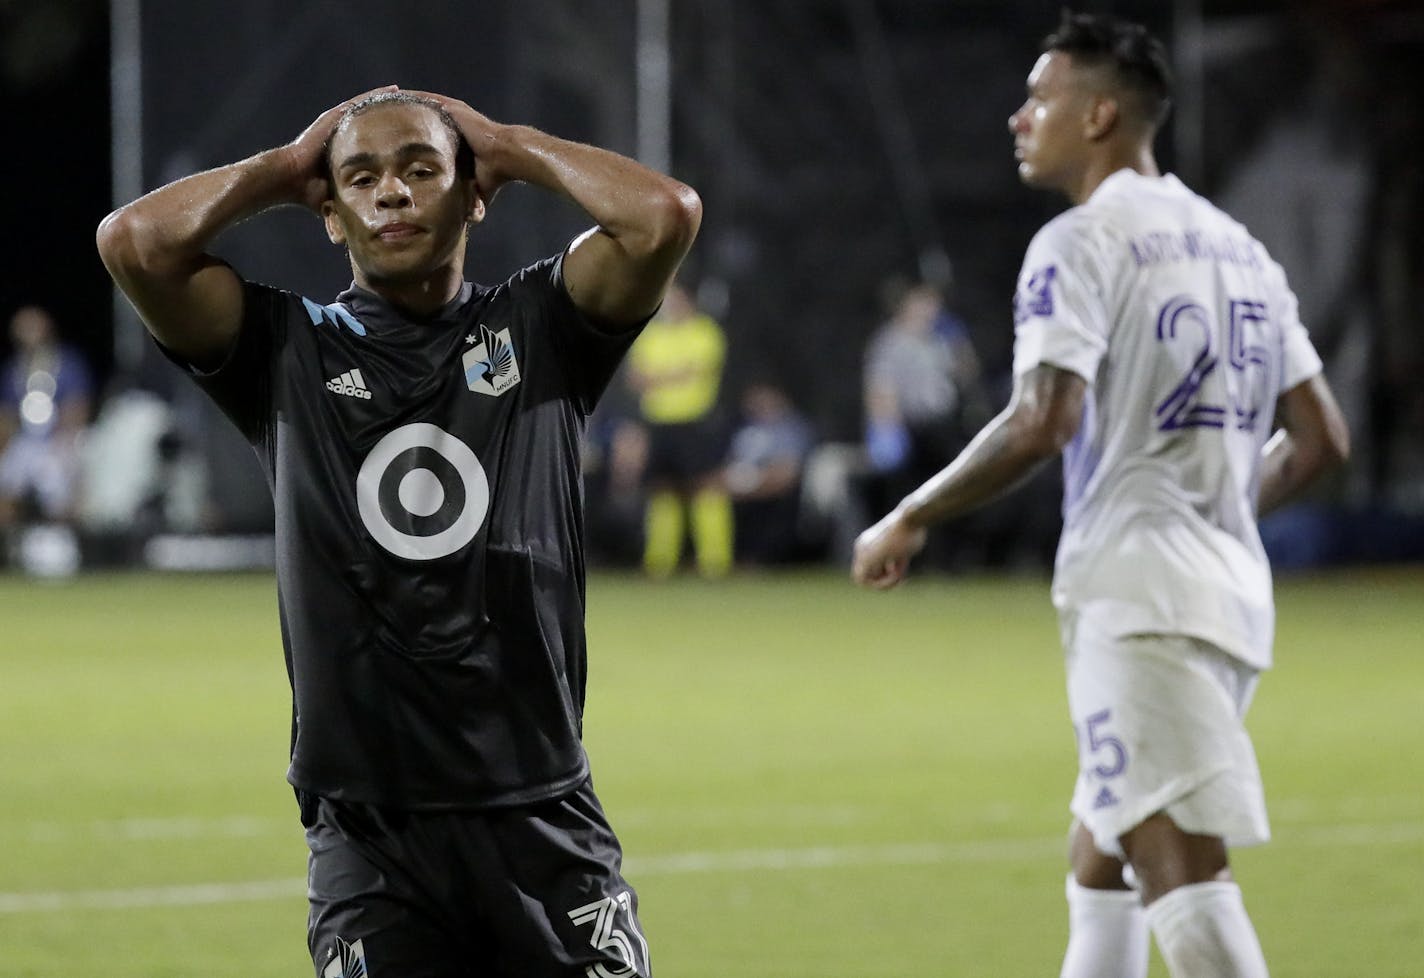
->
xmin=863 ymin=279 xmax=982 ymax=480
xmin=77 ymin=383 xmax=210 ymax=540
xmin=725 ymin=380 xmax=816 ymax=565
xmin=625 ymin=283 xmax=733 ymax=577
xmin=0 ymin=305 xmax=93 ymax=572
xmin=579 ymin=394 xmax=649 ymax=568
xmin=861 ymin=278 xmax=983 ymax=568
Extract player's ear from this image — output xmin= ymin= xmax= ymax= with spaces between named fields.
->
xmin=1085 ymin=94 xmax=1119 ymax=140
xmin=465 ymin=179 xmax=486 ymax=227
xmin=322 ymin=200 xmax=347 ymax=245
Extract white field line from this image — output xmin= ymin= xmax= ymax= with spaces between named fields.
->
xmin=0 ymin=878 xmax=301 ymax=913
xmin=0 ymin=819 xmax=1419 ymax=915
xmin=21 ymin=815 xmax=282 ymax=843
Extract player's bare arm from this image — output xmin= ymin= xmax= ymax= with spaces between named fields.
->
xmin=852 ymin=364 xmax=1085 ymax=590
xmin=96 ymin=87 xmax=395 ymax=370
xmin=1257 ymin=373 xmax=1350 ymax=516
xmin=410 ymin=91 xmax=702 ymax=326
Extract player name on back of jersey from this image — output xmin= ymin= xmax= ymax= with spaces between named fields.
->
xmin=326 ymin=368 xmax=373 ymax=400
xmin=1127 ymin=228 xmax=1262 ymax=270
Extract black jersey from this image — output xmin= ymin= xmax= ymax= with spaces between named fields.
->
xmin=181 ymin=254 xmax=639 ymax=809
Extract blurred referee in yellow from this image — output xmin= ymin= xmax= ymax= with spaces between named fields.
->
xmin=626 ymin=282 xmax=732 ymax=577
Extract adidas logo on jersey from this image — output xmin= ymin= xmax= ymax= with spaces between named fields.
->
xmin=326 ymin=368 xmax=373 ymax=400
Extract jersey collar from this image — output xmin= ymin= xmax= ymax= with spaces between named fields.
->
xmin=336 ymin=281 xmax=476 ymax=331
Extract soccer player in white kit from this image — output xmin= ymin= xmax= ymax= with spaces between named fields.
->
xmin=852 ymin=12 xmax=1349 ymax=978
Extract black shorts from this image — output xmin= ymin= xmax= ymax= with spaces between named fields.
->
xmin=301 ymin=781 xmax=650 ymax=978
xmin=644 ymin=415 xmax=730 ymax=484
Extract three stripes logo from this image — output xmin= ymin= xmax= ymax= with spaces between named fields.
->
xmin=327 ymin=368 xmax=373 ymax=400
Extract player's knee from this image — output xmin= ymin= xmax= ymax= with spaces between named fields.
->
xmin=1121 ymin=812 xmax=1231 ymax=904
xmin=1068 ymin=822 xmax=1131 ymax=890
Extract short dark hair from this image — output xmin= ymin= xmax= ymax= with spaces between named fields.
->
xmin=1044 ymin=11 xmax=1173 ymax=130
xmin=322 ymin=91 xmax=476 ymax=181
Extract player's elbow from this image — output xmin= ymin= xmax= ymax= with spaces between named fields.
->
xmin=1323 ymin=415 xmax=1351 ymax=470
xmin=1289 ymin=377 xmax=1352 ymax=477
xmin=1312 ymin=418 xmax=1350 ymax=476
xmin=96 ymin=206 xmax=167 ymax=283
xmin=639 ymin=182 xmax=703 ymax=261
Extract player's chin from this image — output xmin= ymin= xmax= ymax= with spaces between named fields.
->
xmin=361 ymin=252 xmax=439 ymax=285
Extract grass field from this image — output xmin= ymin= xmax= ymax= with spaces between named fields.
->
xmin=1 ymin=566 xmax=1421 ymax=977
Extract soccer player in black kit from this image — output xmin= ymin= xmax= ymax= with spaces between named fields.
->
xmin=97 ymin=86 xmax=700 ymax=978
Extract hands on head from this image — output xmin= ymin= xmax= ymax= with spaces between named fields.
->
xmin=285 ymin=86 xmax=509 ymax=214
xmin=285 ymin=85 xmax=400 ymax=212
xmin=400 ymin=89 xmax=511 ymax=206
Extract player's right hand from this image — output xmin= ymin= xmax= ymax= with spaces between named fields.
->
xmin=851 ymin=511 xmax=927 ymax=591
xmin=284 ymin=86 xmax=399 ymax=212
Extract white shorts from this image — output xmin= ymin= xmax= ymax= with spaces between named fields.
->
xmin=1063 ymin=616 xmax=1271 ymax=860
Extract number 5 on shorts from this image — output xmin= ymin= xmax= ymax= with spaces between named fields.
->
xmin=1082 ymin=709 xmax=1128 ymax=779
xmin=568 ymin=890 xmax=650 ymax=978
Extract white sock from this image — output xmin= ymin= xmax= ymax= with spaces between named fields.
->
xmin=1060 ymin=875 xmax=1149 ymax=978
xmin=1145 ymin=880 xmax=1269 ymax=978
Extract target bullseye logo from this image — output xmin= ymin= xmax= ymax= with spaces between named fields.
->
xmin=356 ymin=423 xmax=489 ymax=560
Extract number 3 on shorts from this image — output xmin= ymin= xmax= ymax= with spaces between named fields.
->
xmin=568 ymin=890 xmax=650 ymax=978
xmin=1081 ymin=709 xmax=1128 ymax=779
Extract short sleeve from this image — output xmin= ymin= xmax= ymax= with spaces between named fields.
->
xmin=154 ymin=279 xmax=285 ymax=444
xmin=1268 ymin=261 xmax=1324 ymax=392
xmin=1011 ymin=217 xmax=1110 ymax=384
xmin=534 ymin=252 xmax=648 ymax=414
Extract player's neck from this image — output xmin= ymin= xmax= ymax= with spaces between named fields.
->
xmin=1069 ymin=145 xmax=1160 ymax=206
xmin=353 ymin=265 xmax=466 ymax=318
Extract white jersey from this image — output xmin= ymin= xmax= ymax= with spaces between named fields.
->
xmin=1012 ymin=170 xmax=1323 ymax=668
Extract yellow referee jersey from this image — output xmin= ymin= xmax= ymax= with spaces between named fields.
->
xmin=628 ymin=312 xmax=726 ymax=424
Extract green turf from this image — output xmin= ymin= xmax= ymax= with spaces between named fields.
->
xmin=1 ymin=568 xmax=1420 ymax=976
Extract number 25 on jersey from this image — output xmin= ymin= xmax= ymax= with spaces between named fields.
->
xmin=1154 ymin=294 xmax=1274 ymax=434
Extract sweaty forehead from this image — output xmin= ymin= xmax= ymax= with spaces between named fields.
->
xmin=1028 ymin=51 xmax=1075 ymax=92
xmin=330 ymin=103 xmax=457 ymax=164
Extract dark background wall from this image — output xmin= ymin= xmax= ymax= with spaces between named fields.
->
xmin=3 ymin=0 xmax=1421 ymax=542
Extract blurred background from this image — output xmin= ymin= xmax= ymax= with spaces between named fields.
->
xmin=2 ymin=0 xmax=1422 ymax=577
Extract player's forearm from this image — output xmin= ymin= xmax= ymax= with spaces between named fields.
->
xmin=97 ymin=148 xmax=304 ymax=283
xmin=483 ymin=125 xmax=700 ymax=260
xmin=897 ymin=408 xmax=1056 ymax=529
xmin=898 ymin=365 xmax=1081 ymax=529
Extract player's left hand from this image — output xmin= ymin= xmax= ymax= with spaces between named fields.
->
xmin=402 ymin=90 xmax=512 ymax=206
xmin=851 ymin=510 xmax=927 ymax=590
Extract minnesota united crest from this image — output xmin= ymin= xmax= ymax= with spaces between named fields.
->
xmin=462 ymin=323 xmax=522 ymax=397
xmin=322 ymin=937 xmax=368 ymax=978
